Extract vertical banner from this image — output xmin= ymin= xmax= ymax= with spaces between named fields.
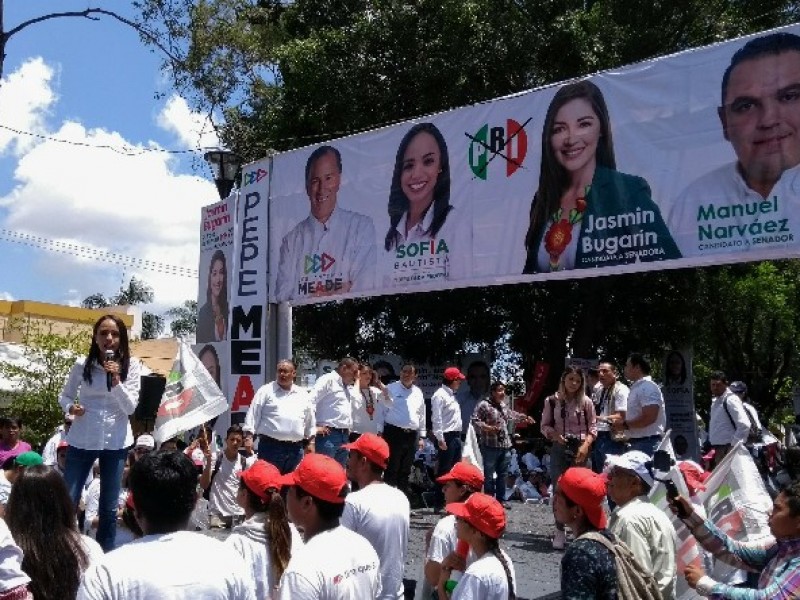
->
xmin=196 ymin=197 xmax=235 ymax=432
xmin=228 ymin=159 xmax=271 ymax=425
xmin=663 ymin=349 xmax=699 ymax=461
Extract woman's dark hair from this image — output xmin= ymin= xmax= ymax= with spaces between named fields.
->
xmin=665 ymin=351 xmax=687 ymax=385
xmin=0 ymin=416 xmax=22 ymax=429
xmin=524 ymin=80 xmax=616 ymax=258
xmin=490 ymin=381 xmax=506 ymax=393
xmin=198 ymin=344 xmax=221 ymax=386
xmin=83 ymin=314 xmax=131 ymax=385
xmin=487 ymin=537 xmax=516 ymax=600
xmin=6 ymin=465 xmax=89 ymax=600
xmin=385 ymin=123 xmax=451 ymax=251
xmin=293 ymin=485 xmax=346 ymax=521
xmin=241 ymin=481 xmax=292 ymax=583
xmin=206 ymin=249 xmax=229 ymax=313
xmin=558 ymin=365 xmax=586 ymax=400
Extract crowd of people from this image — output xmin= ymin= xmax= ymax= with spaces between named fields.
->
xmin=0 ymin=314 xmax=797 ymax=599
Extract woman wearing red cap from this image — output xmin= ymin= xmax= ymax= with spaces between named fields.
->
xmin=436 ymin=492 xmax=516 ymax=600
xmin=226 ymin=460 xmax=302 ymax=600
xmin=553 ymin=467 xmax=617 ymax=598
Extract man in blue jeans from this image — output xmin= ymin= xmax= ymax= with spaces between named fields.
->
xmin=310 ymin=358 xmax=359 ymax=467
xmin=472 ymin=380 xmax=535 ymax=507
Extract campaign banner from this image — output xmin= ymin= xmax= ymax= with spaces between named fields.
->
xmin=153 ymin=340 xmax=229 ymax=443
xmin=264 ymin=24 xmax=800 ymax=305
xmin=228 ymin=159 xmax=271 ymax=425
xmin=663 ymin=349 xmax=700 ymax=461
xmin=197 ymin=197 xmax=234 ymax=345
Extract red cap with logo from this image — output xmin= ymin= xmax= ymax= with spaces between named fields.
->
xmin=240 ymin=459 xmax=283 ymax=501
xmin=343 ymin=433 xmax=390 ymax=469
xmin=436 ymin=461 xmax=485 ymax=490
xmin=446 ymin=492 xmax=506 ymax=539
xmin=444 ymin=367 xmax=466 ymax=381
xmin=558 ymin=467 xmax=608 ymax=529
xmin=277 ymin=453 xmax=348 ymax=504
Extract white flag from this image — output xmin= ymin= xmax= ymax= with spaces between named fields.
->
xmin=153 ymin=340 xmax=229 ymax=443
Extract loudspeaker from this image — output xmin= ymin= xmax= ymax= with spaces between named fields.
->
xmin=136 ymin=374 xmax=166 ymax=424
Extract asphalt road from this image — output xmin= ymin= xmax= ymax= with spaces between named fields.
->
xmin=205 ymin=500 xmax=564 ymax=599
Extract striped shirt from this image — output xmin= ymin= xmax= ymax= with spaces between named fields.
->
xmin=684 ymin=511 xmax=800 ymax=599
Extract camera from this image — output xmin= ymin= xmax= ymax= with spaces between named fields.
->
xmin=563 ymin=434 xmax=583 ymax=465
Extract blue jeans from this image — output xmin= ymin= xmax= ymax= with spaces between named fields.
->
xmin=315 ymin=429 xmax=349 ymax=467
xmin=64 ymin=446 xmax=128 ymax=552
xmin=592 ymin=431 xmax=629 ymax=474
xmin=481 ymin=446 xmax=510 ymax=502
xmin=257 ymin=438 xmax=304 ymax=474
xmin=629 ymin=435 xmax=661 ymax=457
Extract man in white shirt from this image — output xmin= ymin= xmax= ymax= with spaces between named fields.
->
xmin=278 ymin=453 xmax=381 ymax=599
xmin=431 ymin=366 xmax=466 ymax=509
xmin=456 ymin=361 xmax=490 ymax=438
xmin=606 ymin=450 xmax=678 ymax=599
xmin=42 ymin=414 xmax=73 ymax=466
xmin=342 ymin=433 xmax=410 ymax=600
xmin=309 ymin=357 xmax=359 ymax=467
xmin=78 ymin=451 xmax=256 ymax=600
xmin=609 ymin=353 xmax=666 ymax=457
xmin=201 ymin=424 xmax=256 ymax=529
xmin=244 ymin=359 xmax=315 ymax=474
xmin=379 ymin=363 xmax=426 ymax=495
xmin=591 ymin=361 xmax=629 ymax=474
xmin=275 ymin=145 xmax=376 ymax=302
xmin=668 ymin=32 xmax=800 ymax=259
xmin=708 ymin=371 xmax=751 ymax=468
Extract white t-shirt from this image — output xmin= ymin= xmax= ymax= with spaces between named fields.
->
xmin=341 ymin=483 xmax=409 ymax=600
xmin=278 ymin=526 xmax=381 ymax=600
xmin=426 ymin=515 xmax=476 ymax=567
xmin=431 ymin=385 xmax=462 ymax=442
xmin=382 ymin=382 xmax=426 ymax=436
xmin=227 ymin=513 xmax=304 ymax=600
xmin=451 ymin=550 xmax=516 ymax=600
xmin=0 ymin=470 xmax=11 ymax=507
xmin=77 ymin=531 xmax=256 ymax=600
xmin=309 ymin=372 xmax=356 ymax=430
xmin=592 ymin=381 xmax=630 ymax=432
xmin=245 ymin=382 xmax=315 ymax=441
xmin=626 ymin=376 xmax=666 ymax=439
xmin=0 ymin=519 xmax=29 ymax=592
xmin=209 ymin=453 xmax=256 ymax=518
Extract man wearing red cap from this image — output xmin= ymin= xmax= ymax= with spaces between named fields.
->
xmin=278 ymin=454 xmax=381 ymax=599
xmin=342 ymin=433 xmax=410 ymax=600
xmin=431 ymin=367 xmax=466 ymax=509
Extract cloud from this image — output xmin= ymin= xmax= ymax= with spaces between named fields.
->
xmin=0 ymin=57 xmax=57 ymax=155
xmin=156 ymin=94 xmax=220 ymax=150
xmin=0 ymin=60 xmax=218 ymax=315
xmin=0 ymin=292 xmax=14 ymax=301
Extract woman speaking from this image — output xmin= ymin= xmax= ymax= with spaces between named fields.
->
xmin=59 ymin=314 xmax=141 ymax=552
xmin=523 ymin=80 xmax=680 ymax=273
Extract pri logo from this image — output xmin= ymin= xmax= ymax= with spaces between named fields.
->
xmin=242 ymin=168 xmax=268 ymax=186
xmin=467 ymin=119 xmax=529 ymax=180
xmin=304 ymin=253 xmax=336 ymax=274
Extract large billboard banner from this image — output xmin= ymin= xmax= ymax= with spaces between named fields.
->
xmin=263 ymin=25 xmax=800 ymax=306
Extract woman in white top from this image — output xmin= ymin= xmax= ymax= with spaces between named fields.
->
xmin=58 ymin=314 xmax=141 ymax=552
xmin=351 ymin=364 xmax=387 ymax=439
xmin=6 ymin=466 xmax=103 ymax=600
xmin=226 ymin=459 xmax=302 ymax=600
xmin=437 ymin=493 xmax=516 ymax=600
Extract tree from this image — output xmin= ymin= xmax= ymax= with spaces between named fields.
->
xmin=165 ymin=300 xmax=198 ymax=337
xmin=0 ymin=321 xmax=89 ymax=447
xmin=81 ymin=276 xmax=162 ymax=340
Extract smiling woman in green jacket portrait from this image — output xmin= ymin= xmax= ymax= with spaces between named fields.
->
xmin=523 ymin=80 xmax=681 ymax=274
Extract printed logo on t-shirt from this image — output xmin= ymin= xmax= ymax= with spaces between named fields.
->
xmin=331 ymin=562 xmax=378 ymax=585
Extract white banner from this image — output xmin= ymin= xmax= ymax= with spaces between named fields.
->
xmin=153 ymin=340 xmax=229 ymax=443
xmin=261 ymin=25 xmax=800 ymax=305
xmin=663 ymin=349 xmax=699 ymax=461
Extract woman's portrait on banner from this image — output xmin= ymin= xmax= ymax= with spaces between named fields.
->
xmin=523 ymin=80 xmax=681 ymax=273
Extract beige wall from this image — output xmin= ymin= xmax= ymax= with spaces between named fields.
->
xmin=0 ymin=300 xmax=134 ymax=343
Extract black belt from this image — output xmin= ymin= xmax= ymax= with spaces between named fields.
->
xmin=444 ymin=430 xmax=461 ymax=438
xmin=385 ymin=423 xmax=417 ymax=434
xmin=318 ymin=426 xmax=349 ymax=433
xmin=259 ymin=434 xmax=303 ymax=446
xmin=630 ymin=434 xmax=661 ymax=441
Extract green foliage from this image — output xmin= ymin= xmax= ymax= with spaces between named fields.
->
xmin=141 ymin=312 xmax=165 ymax=340
xmin=166 ymin=300 xmax=198 ymax=337
xmin=0 ymin=322 xmax=89 ymax=448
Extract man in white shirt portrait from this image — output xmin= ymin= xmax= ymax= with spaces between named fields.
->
xmin=708 ymin=371 xmax=751 ymax=468
xmin=78 ymin=451 xmax=256 ymax=600
xmin=310 ymin=357 xmax=359 ymax=467
xmin=244 ymin=359 xmax=315 ymax=474
xmin=275 ymin=145 xmax=376 ymax=302
xmin=669 ymin=32 xmax=800 ymax=258
xmin=379 ymin=363 xmax=426 ymax=496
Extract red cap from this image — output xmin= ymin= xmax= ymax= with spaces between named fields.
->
xmin=558 ymin=467 xmax=607 ymax=530
xmin=277 ymin=454 xmax=348 ymax=504
xmin=436 ymin=461 xmax=485 ymax=490
xmin=125 ymin=491 xmax=136 ymax=511
xmin=343 ymin=433 xmax=390 ymax=469
xmin=446 ymin=493 xmax=506 ymax=539
xmin=444 ymin=367 xmax=466 ymax=381
xmin=240 ymin=460 xmax=283 ymax=501
xmin=57 ymin=440 xmax=69 ymax=450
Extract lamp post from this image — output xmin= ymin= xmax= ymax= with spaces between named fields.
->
xmin=203 ymin=149 xmax=242 ymax=200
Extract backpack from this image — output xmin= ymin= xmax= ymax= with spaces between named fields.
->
xmin=202 ymin=453 xmax=247 ymax=501
xmin=722 ymin=394 xmax=762 ymax=446
xmin=578 ymin=531 xmax=663 ymax=600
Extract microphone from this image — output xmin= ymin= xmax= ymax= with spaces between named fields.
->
xmin=105 ymin=349 xmax=115 ymax=391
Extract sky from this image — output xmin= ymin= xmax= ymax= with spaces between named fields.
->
xmin=0 ymin=1 xmax=222 ymax=324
